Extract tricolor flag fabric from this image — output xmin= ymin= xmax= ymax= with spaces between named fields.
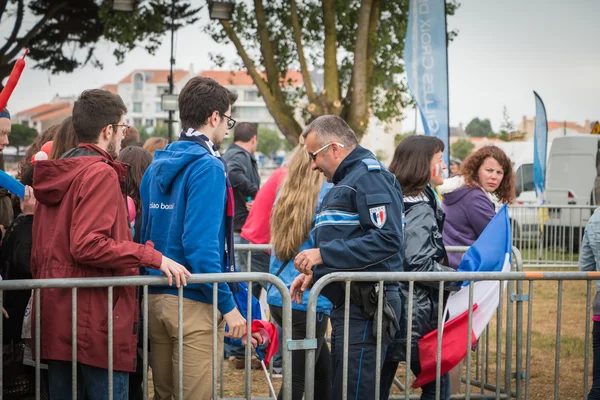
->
xmin=413 ymin=205 xmax=511 ymax=388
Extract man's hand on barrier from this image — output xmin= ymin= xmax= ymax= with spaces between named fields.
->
xmin=294 ymin=248 xmax=322 ymax=274
xmin=223 ymin=308 xmax=247 ymax=340
xmin=159 ymin=256 xmax=192 ymax=287
xmin=290 ymin=272 xmax=313 ymax=304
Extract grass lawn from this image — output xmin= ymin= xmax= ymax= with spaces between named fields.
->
xmin=144 ymin=278 xmax=592 ymax=399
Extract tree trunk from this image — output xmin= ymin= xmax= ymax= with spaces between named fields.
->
xmin=220 ymin=20 xmax=302 ymax=145
xmin=322 ymin=0 xmax=341 ymax=113
xmin=347 ymin=0 xmax=373 ymax=137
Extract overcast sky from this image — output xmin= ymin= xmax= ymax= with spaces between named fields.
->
xmin=2 ymin=0 xmax=599 ymax=132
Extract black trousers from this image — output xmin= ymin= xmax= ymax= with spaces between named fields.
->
xmin=270 ymin=306 xmax=331 ymax=400
xmin=589 ymin=321 xmax=600 ymax=400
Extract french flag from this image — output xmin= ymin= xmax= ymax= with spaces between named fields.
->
xmin=413 ymin=205 xmax=512 ymax=388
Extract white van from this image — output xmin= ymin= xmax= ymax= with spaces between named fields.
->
xmin=544 ymin=135 xmax=600 ymax=250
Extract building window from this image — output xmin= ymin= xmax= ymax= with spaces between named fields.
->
xmin=244 ymin=90 xmax=258 ymax=102
xmin=156 ymin=103 xmax=163 ymax=112
xmin=20 ymin=120 xmax=28 ymax=127
xmin=239 ymin=106 xmax=269 ymax=120
xmin=133 ymin=102 xmax=142 ymax=113
xmin=145 ymin=119 xmax=154 ymax=127
xmin=133 ymin=73 xmax=144 ymax=90
xmin=157 ymin=86 xmax=169 ymax=96
xmin=133 ymin=118 xmax=142 ymax=127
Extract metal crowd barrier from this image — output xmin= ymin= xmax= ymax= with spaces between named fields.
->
xmin=508 ymin=204 xmax=597 ymax=268
xmin=0 ymin=273 xmax=292 ymax=400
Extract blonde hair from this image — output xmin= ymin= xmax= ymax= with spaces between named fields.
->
xmin=143 ymin=137 xmax=168 ymax=156
xmin=271 ymin=144 xmax=324 ymax=261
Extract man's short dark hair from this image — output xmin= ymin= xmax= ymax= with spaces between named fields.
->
xmin=233 ymin=122 xmax=257 ymax=143
xmin=179 ymin=77 xmax=238 ymax=130
xmin=72 ymin=89 xmax=127 ymax=143
xmin=302 ymin=115 xmax=358 ymax=147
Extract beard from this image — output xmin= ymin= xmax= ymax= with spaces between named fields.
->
xmin=106 ymin=135 xmax=119 ymax=158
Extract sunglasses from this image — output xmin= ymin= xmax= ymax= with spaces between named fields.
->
xmin=309 ymin=142 xmax=345 ymax=161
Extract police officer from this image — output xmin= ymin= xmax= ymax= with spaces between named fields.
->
xmin=291 ymin=115 xmax=404 ymax=399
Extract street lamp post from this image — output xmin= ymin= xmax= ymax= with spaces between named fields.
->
xmin=167 ymin=0 xmax=176 ymax=143
xmin=117 ymin=1 xmax=236 ymax=143
xmin=208 ymin=0 xmax=236 ymax=20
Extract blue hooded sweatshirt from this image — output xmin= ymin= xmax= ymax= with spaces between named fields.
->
xmin=140 ymin=140 xmax=235 ymax=315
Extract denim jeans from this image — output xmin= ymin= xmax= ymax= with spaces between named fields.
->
xmin=48 ymin=360 xmax=128 ymax=400
xmin=589 ymin=321 xmax=600 ymax=400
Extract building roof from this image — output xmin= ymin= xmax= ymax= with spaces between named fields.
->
xmin=199 ymin=70 xmax=303 ymax=87
xmin=119 ymin=69 xmax=189 ymax=84
xmin=31 ymin=105 xmax=72 ymax=122
xmin=100 ymin=84 xmax=118 ymax=94
xmin=18 ymin=102 xmax=70 ymax=117
xmin=547 ymin=121 xmax=589 ymax=133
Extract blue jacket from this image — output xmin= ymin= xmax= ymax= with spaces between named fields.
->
xmin=267 ymin=182 xmax=333 ymax=314
xmin=312 ymin=145 xmax=405 ymax=306
xmin=140 ymin=141 xmax=235 ymax=315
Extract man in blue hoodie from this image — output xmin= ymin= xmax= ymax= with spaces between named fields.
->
xmin=140 ymin=77 xmax=248 ymax=399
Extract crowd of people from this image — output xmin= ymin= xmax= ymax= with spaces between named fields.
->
xmin=0 ymin=75 xmax=522 ymax=400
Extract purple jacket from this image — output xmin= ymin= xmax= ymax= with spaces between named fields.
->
xmin=441 ymin=185 xmax=496 ymax=269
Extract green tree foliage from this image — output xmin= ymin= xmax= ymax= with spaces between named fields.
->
xmin=393 ymin=130 xmax=415 ymax=147
xmin=205 ymin=0 xmax=459 ymax=144
xmin=9 ymin=124 xmax=38 ymax=156
xmin=451 ymin=139 xmax=475 ymax=161
xmin=0 ymin=0 xmax=199 ymax=88
xmin=257 ymin=128 xmax=283 ymax=156
xmin=465 ymin=117 xmax=494 ymax=138
xmin=497 ymin=106 xmax=526 ymax=142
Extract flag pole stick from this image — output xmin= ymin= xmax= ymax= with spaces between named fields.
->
xmin=257 ymin=349 xmax=277 ymax=399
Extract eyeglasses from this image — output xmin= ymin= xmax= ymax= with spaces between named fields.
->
xmin=309 ymin=142 xmax=345 ymax=161
xmin=221 ymin=113 xmax=236 ymax=130
xmin=112 ymin=124 xmax=131 ymax=137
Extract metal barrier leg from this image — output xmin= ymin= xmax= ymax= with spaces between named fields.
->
xmin=515 ymin=280 xmax=524 ymax=399
xmin=108 ymin=286 xmax=113 ymax=400
xmin=554 ymin=281 xmax=563 ymax=400
xmin=374 ymin=280 xmax=384 ymax=399
xmin=496 ymin=281 xmax=504 ymax=400
xmin=343 ymin=281 xmax=351 ymax=400
xmin=436 ymin=281 xmax=444 ymax=400
xmin=585 ymin=281 xmax=592 ymax=399
xmin=245 ymin=280 xmax=253 ymax=398
xmin=466 ymin=281 xmax=474 ymax=400
xmin=72 ymin=288 xmax=77 ymax=399
xmin=178 ymin=286 xmax=184 ymax=400
xmin=525 ymin=281 xmax=534 ymax=400
xmin=213 ymin=284 xmax=218 ymax=400
xmin=405 ymin=281 xmax=414 ymax=400
xmin=143 ymin=285 xmax=149 ymax=400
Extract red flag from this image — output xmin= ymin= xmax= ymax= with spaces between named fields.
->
xmin=252 ymin=320 xmax=279 ymax=367
xmin=412 ymin=304 xmax=478 ymax=388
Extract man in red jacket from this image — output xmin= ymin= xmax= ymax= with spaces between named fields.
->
xmin=31 ymin=89 xmax=191 ymax=400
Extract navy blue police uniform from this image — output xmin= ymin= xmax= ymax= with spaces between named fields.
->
xmin=312 ymin=145 xmax=404 ymax=400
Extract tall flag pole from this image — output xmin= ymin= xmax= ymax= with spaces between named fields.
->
xmin=404 ymin=0 xmax=450 ymax=166
xmin=533 ymin=91 xmax=548 ymax=204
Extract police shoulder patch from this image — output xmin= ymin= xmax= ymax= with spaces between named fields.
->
xmin=362 ymin=159 xmax=381 ymax=172
xmin=369 ymin=205 xmax=387 ymax=228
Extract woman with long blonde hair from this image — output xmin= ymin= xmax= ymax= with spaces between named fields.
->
xmin=267 ymin=144 xmax=332 ymax=400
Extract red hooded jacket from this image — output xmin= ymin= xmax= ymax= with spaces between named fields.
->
xmin=31 ymin=143 xmax=162 ymax=372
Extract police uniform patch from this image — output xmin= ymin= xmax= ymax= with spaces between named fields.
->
xmin=369 ymin=205 xmax=387 ymax=228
